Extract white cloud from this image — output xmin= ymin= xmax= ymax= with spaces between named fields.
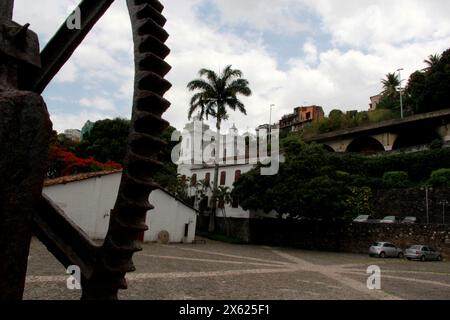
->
xmin=54 ymin=60 xmax=78 ymax=83
xmin=13 ymin=0 xmax=450 ymax=134
xmin=80 ymin=97 xmax=116 ymax=112
xmin=50 ymin=111 xmax=113 ymax=133
xmin=302 ymin=0 xmax=450 ymax=49
xmin=210 ymin=0 xmax=311 ymax=34
xmin=303 ymin=41 xmax=318 ymax=64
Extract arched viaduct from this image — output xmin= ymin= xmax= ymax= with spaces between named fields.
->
xmin=305 ymin=109 xmax=450 ymax=153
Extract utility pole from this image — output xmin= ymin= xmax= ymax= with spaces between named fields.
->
xmin=440 ymin=200 xmax=448 ymax=225
xmin=397 ymin=68 xmax=404 ymax=119
xmin=424 ymin=186 xmax=431 ymax=224
xmin=269 ymin=104 xmax=275 ymax=134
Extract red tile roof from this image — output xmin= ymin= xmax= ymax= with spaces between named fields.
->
xmin=44 ymin=170 xmax=123 ymax=187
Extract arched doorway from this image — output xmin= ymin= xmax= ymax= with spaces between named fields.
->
xmin=346 ymin=137 xmax=385 ymax=154
xmin=392 ymin=130 xmax=442 ymax=151
xmin=322 ymin=144 xmax=335 ymax=152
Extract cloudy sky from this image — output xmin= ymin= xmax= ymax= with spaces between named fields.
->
xmin=14 ymin=0 xmax=450 ymax=133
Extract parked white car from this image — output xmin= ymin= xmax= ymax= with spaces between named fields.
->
xmin=369 ymin=242 xmax=404 ymax=258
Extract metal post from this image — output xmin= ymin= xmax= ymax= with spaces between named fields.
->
xmin=269 ymin=104 xmax=275 ymax=134
xmin=397 ymin=68 xmax=404 ymax=119
xmin=440 ymin=200 xmax=448 ymax=225
xmin=443 ymin=202 xmax=446 ymax=225
xmin=425 ymin=187 xmax=430 ymax=224
xmin=400 ymin=89 xmax=404 ymax=119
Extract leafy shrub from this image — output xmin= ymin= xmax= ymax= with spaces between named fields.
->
xmin=345 ymin=186 xmax=373 ymax=219
xmin=430 ymin=139 xmax=444 ymax=150
xmin=429 ymin=169 xmax=450 ymax=187
xmin=382 ymin=171 xmax=410 ymax=188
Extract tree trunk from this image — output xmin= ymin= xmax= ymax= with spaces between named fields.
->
xmin=209 ymin=120 xmax=221 ymax=233
xmin=221 ymin=208 xmax=231 ymax=237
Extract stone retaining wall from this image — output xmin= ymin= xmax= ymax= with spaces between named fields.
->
xmin=249 ymin=220 xmax=450 ymax=256
xmin=371 ymin=187 xmax=450 ymax=224
xmin=198 ymin=216 xmax=450 ymax=256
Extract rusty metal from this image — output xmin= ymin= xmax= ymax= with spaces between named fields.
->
xmin=80 ymin=0 xmax=171 ymax=299
xmin=1 ymin=0 xmax=172 ymax=300
xmin=0 ymin=0 xmax=14 ymax=19
xmin=33 ymin=196 xmax=99 ymax=278
xmin=0 ymin=0 xmax=51 ymax=300
xmin=0 ymin=0 xmax=40 ymax=90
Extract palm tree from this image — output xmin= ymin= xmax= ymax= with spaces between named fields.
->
xmin=195 ymin=179 xmax=212 ymax=212
xmin=381 ymin=72 xmax=400 ymax=98
xmin=214 ymin=186 xmax=232 ymax=236
xmin=424 ymin=54 xmax=441 ymax=71
xmin=187 ymin=65 xmax=252 ymax=232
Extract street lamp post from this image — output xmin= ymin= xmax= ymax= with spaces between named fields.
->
xmin=269 ymin=104 xmax=275 ymax=128
xmin=397 ymin=68 xmax=404 ymax=119
xmin=422 ymin=186 xmax=432 ymax=224
xmin=269 ymin=104 xmax=275 ymax=134
xmin=439 ymin=200 xmax=448 ymax=225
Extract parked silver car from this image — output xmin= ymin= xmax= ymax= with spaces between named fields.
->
xmin=353 ymin=215 xmax=373 ymax=223
xmin=405 ymin=245 xmax=443 ymax=261
xmin=369 ymin=242 xmax=404 ymax=258
xmin=401 ymin=217 xmax=417 ymax=224
xmin=380 ymin=216 xmax=397 ymax=224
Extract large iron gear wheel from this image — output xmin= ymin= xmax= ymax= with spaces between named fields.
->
xmin=79 ymin=0 xmax=172 ymax=300
xmin=2 ymin=0 xmax=173 ymax=300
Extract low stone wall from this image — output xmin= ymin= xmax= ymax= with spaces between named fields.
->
xmin=339 ymin=223 xmax=450 ymax=255
xmin=198 ymin=216 xmax=450 ymax=256
xmin=196 ymin=215 xmax=251 ymax=243
xmin=249 ymin=219 xmax=450 ymax=256
xmin=371 ymin=187 xmax=450 ymax=224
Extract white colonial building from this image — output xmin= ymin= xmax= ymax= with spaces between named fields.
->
xmin=177 ymin=119 xmax=280 ymax=219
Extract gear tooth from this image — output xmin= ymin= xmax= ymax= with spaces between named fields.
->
xmin=85 ymin=0 xmax=172 ymax=298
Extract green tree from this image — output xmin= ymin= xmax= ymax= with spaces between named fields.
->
xmin=405 ymin=48 xmax=450 ymax=114
xmin=329 ymin=109 xmax=344 ymax=119
xmin=76 ymin=118 xmax=130 ymax=164
xmin=378 ymin=72 xmax=401 ymax=112
xmin=382 ymin=171 xmax=410 ymax=188
xmin=381 ymin=72 xmax=401 ymax=97
xmin=234 ymin=136 xmax=450 ymax=221
xmin=233 ymin=141 xmax=351 ymax=220
xmin=153 ymin=126 xmax=179 ymax=190
xmin=214 ymin=186 xmax=233 ymax=236
xmin=77 ymin=118 xmax=178 ymax=189
xmin=405 ymin=71 xmax=427 ymax=114
xmin=429 ymin=169 xmax=450 ymax=187
xmin=424 ymin=53 xmax=441 ymax=72
xmin=345 ymin=187 xmax=373 ymax=220
xmin=187 ymin=65 xmax=252 ymax=232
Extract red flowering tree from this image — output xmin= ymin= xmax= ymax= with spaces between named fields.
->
xmin=47 ymin=145 xmax=122 ymax=179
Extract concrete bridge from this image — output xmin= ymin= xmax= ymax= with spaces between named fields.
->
xmin=305 ymin=109 xmax=450 ymax=153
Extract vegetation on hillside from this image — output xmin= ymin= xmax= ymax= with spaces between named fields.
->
xmin=303 ymin=47 xmax=450 ymax=136
xmin=47 ymin=132 xmax=122 ymax=179
xmin=232 ymin=135 xmax=450 ymax=221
